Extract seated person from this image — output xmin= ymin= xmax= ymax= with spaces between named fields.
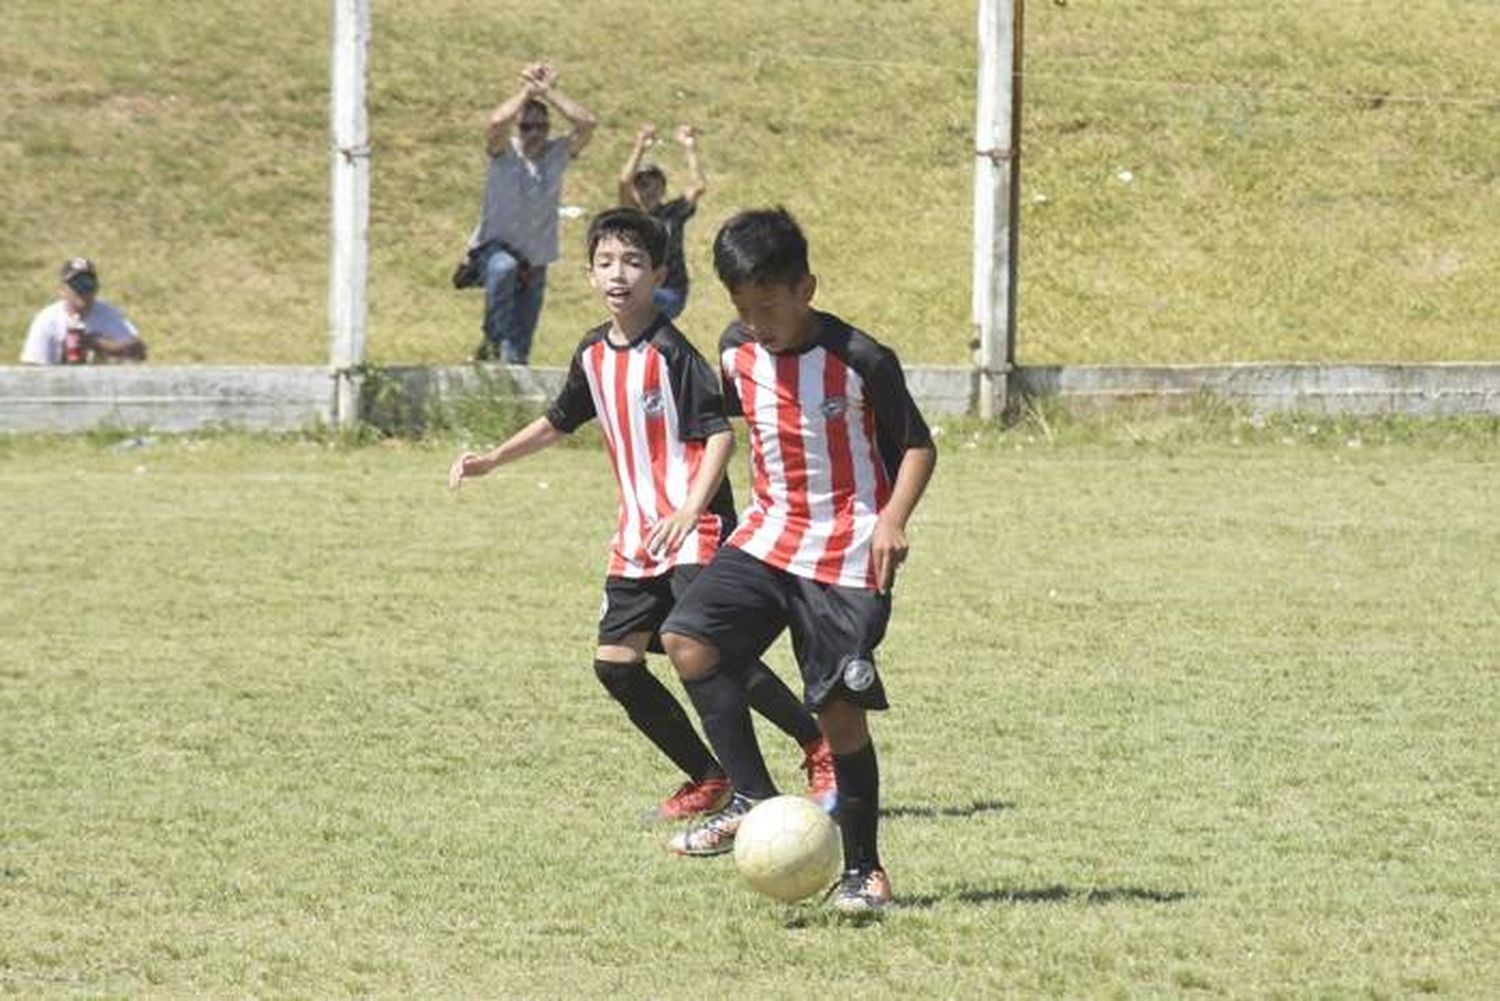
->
xmin=20 ymin=257 xmax=147 ymax=365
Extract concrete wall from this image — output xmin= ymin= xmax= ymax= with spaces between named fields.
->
xmin=1 ymin=362 xmax=1497 ymax=433
xmin=0 ymin=366 xmax=336 ymax=433
xmin=1012 ymin=363 xmax=1500 ymax=418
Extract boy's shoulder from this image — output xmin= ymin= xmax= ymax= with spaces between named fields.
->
xmin=814 ymin=311 xmax=900 ymax=368
xmin=573 ymin=321 xmax=612 ymax=354
xmin=717 ymin=313 xmax=900 ymax=369
xmin=647 ymin=318 xmax=715 ymax=366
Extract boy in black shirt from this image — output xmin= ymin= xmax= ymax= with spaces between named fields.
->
xmin=618 ymin=124 xmax=706 ymax=320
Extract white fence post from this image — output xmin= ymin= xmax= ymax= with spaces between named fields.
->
xmin=972 ymin=0 xmax=1023 ymax=420
xmin=329 ymin=0 xmax=371 ymax=428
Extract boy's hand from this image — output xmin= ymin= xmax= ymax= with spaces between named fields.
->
xmin=644 ymin=508 xmax=699 ymax=558
xmin=636 ymin=124 xmax=658 ymax=147
xmin=870 ymin=516 xmax=910 ymax=594
xmin=447 ymin=451 xmax=491 ymax=490
xmin=674 ymin=124 xmax=697 ymax=146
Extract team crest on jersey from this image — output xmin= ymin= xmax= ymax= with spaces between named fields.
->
xmin=819 ymin=395 xmax=849 ymax=419
xmin=639 ymin=388 xmax=665 ymax=416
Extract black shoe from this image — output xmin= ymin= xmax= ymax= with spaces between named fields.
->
xmin=828 ymin=866 xmax=893 ymax=913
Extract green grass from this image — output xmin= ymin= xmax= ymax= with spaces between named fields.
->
xmin=3 ymin=1 xmax=1497 ymax=368
xmin=2 ymin=419 xmax=1497 ymax=996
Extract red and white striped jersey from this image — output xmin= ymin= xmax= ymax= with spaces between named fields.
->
xmin=548 ymin=318 xmax=736 ymax=578
xmin=719 ymin=312 xmax=933 ymax=589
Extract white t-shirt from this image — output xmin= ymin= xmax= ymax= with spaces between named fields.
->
xmin=20 ymin=299 xmax=140 ymax=365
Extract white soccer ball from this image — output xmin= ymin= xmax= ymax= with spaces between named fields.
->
xmin=733 ymin=795 xmax=841 ymax=903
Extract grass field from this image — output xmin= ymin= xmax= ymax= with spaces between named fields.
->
xmin=3 ymin=416 xmax=1497 ymax=997
xmin=4 ymin=1 xmax=1498 ymax=367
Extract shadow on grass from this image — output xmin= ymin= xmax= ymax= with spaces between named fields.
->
xmin=780 ymin=885 xmax=1190 ymax=929
xmin=881 ymin=798 xmax=1014 ymax=819
xmin=901 ymin=884 xmax=1193 ymax=910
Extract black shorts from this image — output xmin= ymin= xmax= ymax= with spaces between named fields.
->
xmin=661 ymin=546 xmax=892 ymax=711
xmin=598 ymin=565 xmax=705 ymax=652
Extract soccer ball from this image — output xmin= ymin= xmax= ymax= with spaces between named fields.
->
xmin=733 ymin=795 xmax=841 ymax=903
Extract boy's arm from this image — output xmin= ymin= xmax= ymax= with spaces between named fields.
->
xmin=871 ymin=443 xmax=937 ymax=594
xmin=644 ymin=429 xmax=734 ymax=557
xmin=675 ymin=125 xmax=707 ymax=206
xmin=448 ymin=415 xmax=566 ymax=489
xmin=617 ymin=125 xmax=656 ymax=207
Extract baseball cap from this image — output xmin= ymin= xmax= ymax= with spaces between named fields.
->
xmin=60 ymin=257 xmax=99 ymax=295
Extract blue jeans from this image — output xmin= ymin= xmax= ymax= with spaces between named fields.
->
xmin=481 ymin=247 xmax=548 ymax=364
xmin=653 ymin=286 xmax=688 ymax=320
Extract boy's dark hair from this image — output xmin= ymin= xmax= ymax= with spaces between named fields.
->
xmin=521 ymin=98 xmax=549 ymax=120
xmin=633 ymin=164 xmax=667 ymax=187
xmin=712 ymin=207 xmax=810 ymax=290
xmin=586 ymin=207 xmax=668 ymax=268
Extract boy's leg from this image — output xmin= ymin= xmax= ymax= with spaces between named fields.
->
xmin=821 ymin=698 xmax=883 ymax=875
xmin=669 ymin=562 xmax=833 ymax=808
xmin=742 ymin=660 xmax=837 ymax=811
xmin=597 ymin=577 xmax=729 ymax=820
xmin=786 ymin=580 xmax=895 ymax=911
xmin=595 ymin=642 xmax=723 ymax=787
xmin=668 ymin=638 xmax=778 ymax=803
xmin=660 ymin=549 xmax=788 ymax=855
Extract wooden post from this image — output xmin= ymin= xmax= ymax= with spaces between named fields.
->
xmin=329 ymin=0 xmax=371 ymax=428
xmin=972 ymin=0 xmax=1023 ymax=420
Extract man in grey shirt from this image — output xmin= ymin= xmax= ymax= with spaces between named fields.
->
xmin=470 ymin=60 xmax=596 ymax=364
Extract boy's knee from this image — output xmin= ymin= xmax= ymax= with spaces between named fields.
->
xmin=819 ymin=698 xmax=870 ymax=753
xmin=660 ymin=631 xmax=719 ymax=680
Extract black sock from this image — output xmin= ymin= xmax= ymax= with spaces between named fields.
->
xmin=833 ymin=740 xmax=881 ymax=872
xmin=743 ymin=659 xmax=821 ymax=747
xmin=594 ymin=660 xmax=721 ymax=781
xmin=682 ymin=668 xmax=778 ymax=800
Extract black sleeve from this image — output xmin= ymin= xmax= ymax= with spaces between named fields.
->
xmin=544 ymin=345 xmax=596 ymax=433
xmin=668 ymin=339 xmax=731 ymax=441
xmin=717 ymin=326 xmax=747 ymax=418
xmin=864 ymin=346 xmax=930 ymax=453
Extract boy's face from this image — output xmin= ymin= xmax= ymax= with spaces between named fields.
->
xmin=727 ymin=276 xmax=817 ymax=353
xmin=633 ymin=175 xmax=665 ymax=210
xmin=588 ymin=234 xmax=664 ymax=322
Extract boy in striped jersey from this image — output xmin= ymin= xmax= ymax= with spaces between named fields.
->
xmin=661 ymin=208 xmax=936 ymax=913
xmin=449 ymin=208 xmax=834 ymax=824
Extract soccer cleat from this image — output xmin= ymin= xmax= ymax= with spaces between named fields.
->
xmin=650 ymin=776 xmax=732 ymax=823
xmin=829 ymin=867 xmax=893 ymax=914
xmin=801 ymin=737 xmax=838 ymax=813
xmin=668 ymin=792 xmax=757 ymax=856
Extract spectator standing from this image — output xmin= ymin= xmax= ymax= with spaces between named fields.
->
xmin=468 ymin=60 xmax=596 ymax=364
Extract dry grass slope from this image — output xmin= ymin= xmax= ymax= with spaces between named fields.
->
xmin=2 ymin=0 xmax=1496 ymax=366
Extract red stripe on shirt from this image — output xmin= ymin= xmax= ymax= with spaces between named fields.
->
xmin=589 ymin=343 xmax=629 ymax=577
xmin=765 ymin=352 xmax=810 ymax=568
xmin=643 ymin=349 xmax=670 ymax=571
xmin=814 ymin=353 xmax=860 ymax=583
xmin=727 ymin=343 xmax=769 ymax=546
